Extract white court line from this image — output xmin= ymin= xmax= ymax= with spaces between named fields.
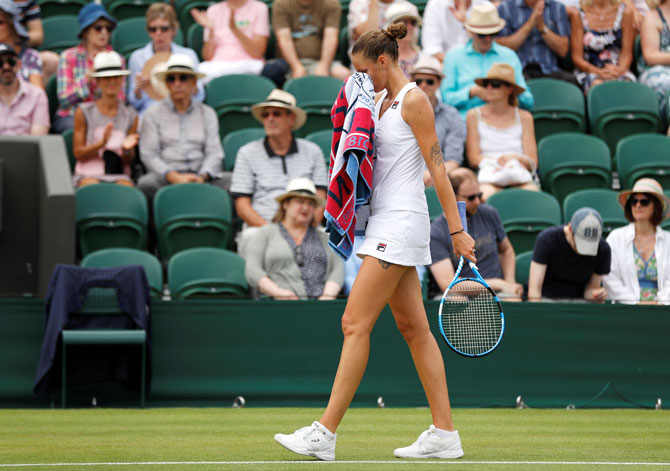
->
xmin=1 ymin=461 xmax=669 ymax=467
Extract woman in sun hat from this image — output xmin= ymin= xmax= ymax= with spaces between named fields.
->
xmin=604 ymin=178 xmax=670 ymax=304
xmin=465 ymin=62 xmax=538 ymax=201
xmin=53 ymin=2 xmax=122 ymax=133
xmin=244 ymin=177 xmax=343 ymax=300
xmin=71 ymin=51 xmax=138 ymax=188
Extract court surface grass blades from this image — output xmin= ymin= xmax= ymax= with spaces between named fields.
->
xmin=2 ymin=408 xmax=669 ymax=471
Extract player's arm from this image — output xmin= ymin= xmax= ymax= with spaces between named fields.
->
xmin=403 ymin=89 xmax=475 ymax=262
xmin=527 ymin=261 xmax=547 ymax=302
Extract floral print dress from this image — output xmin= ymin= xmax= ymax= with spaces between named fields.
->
xmin=639 ymin=7 xmax=670 ymax=119
xmin=575 ymin=2 xmax=636 ymax=92
xmin=634 ymin=246 xmax=658 ymax=302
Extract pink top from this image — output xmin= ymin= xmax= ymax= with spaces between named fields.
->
xmin=0 ymin=80 xmax=50 ymax=135
xmin=203 ymin=0 xmax=269 ymax=61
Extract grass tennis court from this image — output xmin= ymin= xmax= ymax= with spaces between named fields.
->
xmin=2 ymin=408 xmax=669 ymax=470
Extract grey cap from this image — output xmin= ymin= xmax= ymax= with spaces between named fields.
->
xmin=0 ymin=43 xmax=18 ymax=57
xmin=570 ymin=207 xmax=603 ymax=256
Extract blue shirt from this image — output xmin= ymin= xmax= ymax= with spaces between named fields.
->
xmin=497 ymin=0 xmax=570 ymax=74
xmin=127 ymin=42 xmax=206 ymax=116
xmin=440 ymin=40 xmax=534 ymax=119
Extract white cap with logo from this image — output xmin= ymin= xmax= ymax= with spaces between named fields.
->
xmin=570 ymin=207 xmax=603 ymax=256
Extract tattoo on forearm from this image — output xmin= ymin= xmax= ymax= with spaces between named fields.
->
xmin=430 ymin=141 xmax=443 ymax=168
xmin=379 ymin=260 xmax=392 ymax=269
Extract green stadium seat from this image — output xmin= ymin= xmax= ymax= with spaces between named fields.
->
xmin=284 ymin=76 xmax=343 ymax=137
xmin=515 ymin=250 xmax=533 ymax=286
xmin=168 ymin=247 xmax=248 ymax=298
xmin=537 ymin=133 xmax=611 ymax=205
xmin=222 ymin=127 xmax=266 ymax=172
xmin=108 ymin=0 xmax=159 ymax=20
xmin=186 ymin=23 xmax=203 ymax=61
xmin=75 ymin=184 xmax=148 ymax=257
xmin=46 ymin=75 xmax=58 ymax=127
xmin=562 ymin=189 xmax=627 ymax=238
xmin=615 ymin=134 xmax=670 ymax=190
xmin=587 ymin=81 xmax=660 ymax=154
xmin=62 ymin=129 xmax=76 ymax=173
xmin=112 ymin=17 xmax=184 ymax=59
xmin=305 ymin=129 xmax=332 ymax=168
xmin=37 ymin=0 xmax=87 ymax=18
xmin=154 ymin=183 xmax=234 ymax=259
xmin=336 ymin=25 xmax=351 ymax=67
xmin=486 ymin=189 xmax=561 ymax=254
xmin=527 ymin=78 xmax=586 ymax=144
xmin=81 ymin=248 xmax=164 ymax=298
xmin=40 ymin=15 xmax=79 ymax=53
xmin=425 ymin=186 xmax=442 ymax=222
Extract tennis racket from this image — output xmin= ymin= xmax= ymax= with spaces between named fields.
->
xmin=438 ymin=203 xmax=505 ymax=357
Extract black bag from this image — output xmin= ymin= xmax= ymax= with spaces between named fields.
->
xmin=103 ymin=150 xmax=124 ymax=175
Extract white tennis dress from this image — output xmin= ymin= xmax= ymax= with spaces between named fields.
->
xmin=357 ymin=82 xmax=432 ymax=266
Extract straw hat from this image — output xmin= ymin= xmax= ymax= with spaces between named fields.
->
xmin=154 ymin=53 xmax=206 ymax=82
xmin=409 ymin=55 xmax=444 ymax=79
xmin=384 ymin=1 xmax=422 ymax=28
xmin=464 ymin=2 xmax=505 ymax=35
xmin=142 ymin=51 xmax=171 ymax=100
xmin=474 ymin=63 xmax=525 ymax=95
xmin=275 ymin=178 xmax=325 ymax=206
xmin=89 ymin=51 xmax=131 ymax=78
xmin=251 ymin=89 xmax=307 ymax=130
xmin=618 ymin=178 xmax=670 ymax=221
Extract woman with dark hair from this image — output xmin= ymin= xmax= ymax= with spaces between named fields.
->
xmin=604 ymin=178 xmax=670 ymax=304
xmin=274 ymin=22 xmax=475 ymax=461
xmin=0 ymin=0 xmax=42 ymax=88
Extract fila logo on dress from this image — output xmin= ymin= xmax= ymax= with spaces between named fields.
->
xmin=376 ymin=243 xmax=387 ymax=252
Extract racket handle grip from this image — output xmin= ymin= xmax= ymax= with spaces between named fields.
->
xmin=457 ymin=201 xmax=467 ymax=233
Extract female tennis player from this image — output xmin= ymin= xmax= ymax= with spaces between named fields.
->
xmin=274 ymin=23 xmax=476 ymax=461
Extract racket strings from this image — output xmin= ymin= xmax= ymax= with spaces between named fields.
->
xmin=442 ymin=280 xmax=502 ymax=356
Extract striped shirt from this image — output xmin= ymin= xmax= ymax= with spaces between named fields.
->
xmin=231 ymin=137 xmax=328 ymax=222
xmin=434 ymin=100 xmax=466 ymax=165
xmin=139 ymin=98 xmax=223 ymax=178
xmin=497 ymin=0 xmax=570 ymax=75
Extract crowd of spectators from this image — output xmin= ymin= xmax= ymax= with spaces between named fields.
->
xmin=1 ymin=0 xmax=669 ymax=304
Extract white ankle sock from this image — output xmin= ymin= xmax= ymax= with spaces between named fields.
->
xmin=434 ymin=427 xmax=458 ymax=439
xmin=316 ymin=421 xmax=336 ymax=439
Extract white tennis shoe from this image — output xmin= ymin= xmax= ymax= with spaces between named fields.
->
xmin=393 ymin=425 xmax=464 ymax=459
xmin=274 ymin=421 xmax=336 ymax=461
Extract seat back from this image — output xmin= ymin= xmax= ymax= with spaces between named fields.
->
xmin=178 ymin=0 xmax=217 ymax=40
xmin=615 ymin=133 xmax=670 ymax=190
xmin=62 ymin=129 xmax=76 ymax=173
xmin=81 ymin=248 xmax=164 ymax=298
xmin=562 ymin=188 xmax=627 ymax=237
xmin=538 ymin=133 xmax=611 ymax=205
xmin=487 ymin=189 xmax=561 ymax=253
xmin=305 ymin=129 xmax=333 ymax=168
xmin=108 ymin=0 xmax=162 ymax=21
xmin=222 ymin=127 xmax=266 ymax=172
xmin=527 ymin=78 xmax=586 ymax=143
xmin=424 ymin=186 xmax=442 ymax=221
xmin=284 ymin=76 xmax=343 ymax=137
xmin=168 ymin=247 xmax=248 ymax=298
xmin=515 ymin=250 xmax=533 ymax=286
xmin=587 ymin=81 xmax=660 ymax=153
xmin=75 ymin=184 xmax=148 ymax=256
xmin=38 ymin=0 xmax=88 ymax=18
xmin=186 ymin=23 xmax=204 ymax=61
xmin=154 ymin=183 xmax=233 ymax=259
xmin=40 ymin=15 xmax=80 ymax=53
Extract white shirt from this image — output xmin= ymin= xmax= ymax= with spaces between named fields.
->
xmin=603 ymin=223 xmax=670 ymax=304
xmin=420 ymin=0 xmax=490 ymax=58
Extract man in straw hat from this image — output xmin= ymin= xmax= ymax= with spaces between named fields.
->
xmin=496 ymin=0 xmax=578 ymax=86
xmin=440 ymin=2 xmax=534 ymax=119
xmin=230 ymin=89 xmax=328 ymax=257
xmin=409 ymin=55 xmax=465 ymax=185
xmin=138 ymin=53 xmax=226 ymax=201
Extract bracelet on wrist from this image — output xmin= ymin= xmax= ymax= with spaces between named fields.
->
xmin=450 ymin=228 xmax=464 ymax=236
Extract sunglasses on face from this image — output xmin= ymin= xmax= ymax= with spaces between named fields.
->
xmin=295 ymin=245 xmax=304 ymax=267
xmin=415 ymin=78 xmax=435 ymax=86
xmin=92 ymin=23 xmax=114 ymax=33
xmin=631 ymin=197 xmax=652 ymax=207
xmin=481 ymin=79 xmax=509 ymax=88
xmin=461 ymin=192 xmax=483 ymax=202
xmin=165 ymin=74 xmax=191 ymax=83
xmin=148 ymin=25 xmax=171 ymax=33
xmin=261 ymin=110 xmax=286 ymax=119
xmin=400 ymin=19 xmax=417 ymax=26
xmin=477 ymin=33 xmax=494 ymax=38
xmin=0 ymin=56 xmax=17 ymax=68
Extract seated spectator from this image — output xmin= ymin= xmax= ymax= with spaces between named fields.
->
xmin=72 ymin=51 xmax=138 ymax=188
xmin=604 ymin=178 xmax=670 ymax=304
xmin=53 ymin=3 xmax=122 ymax=134
xmin=383 ymin=1 xmax=422 ymax=77
xmin=190 ymin=0 xmax=269 ymax=85
xmin=465 ymin=63 xmax=538 ymax=200
xmin=409 ymin=55 xmax=465 ymax=185
xmin=128 ymin=3 xmax=204 ymax=116
xmin=570 ymin=0 xmax=635 ymax=94
xmin=0 ymin=0 xmax=42 ymax=88
xmin=272 ymin=0 xmax=350 ymax=80
xmin=441 ymin=2 xmax=534 ymax=119
xmin=244 ymin=177 xmax=344 ymax=300
xmin=0 ymin=42 xmax=48 ymax=135
xmin=348 ymin=0 xmax=401 ymax=53
xmin=421 ymin=0 xmax=489 ymax=62
xmin=138 ymin=54 xmax=225 ymax=200
xmin=496 ymin=0 xmax=578 ymax=86
xmin=230 ymin=89 xmax=328 ymax=257
xmin=429 ymin=168 xmax=523 ymax=299
xmin=639 ymin=0 xmax=670 ymax=119
xmin=528 ymin=207 xmax=611 ymax=302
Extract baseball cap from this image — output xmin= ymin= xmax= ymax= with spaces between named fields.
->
xmin=0 ymin=43 xmax=18 ymax=57
xmin=570 ymin=207 xmax=603 ymax=256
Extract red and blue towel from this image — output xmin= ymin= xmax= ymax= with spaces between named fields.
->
xmin=325 ymin=72 xmax=376 ymax=261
